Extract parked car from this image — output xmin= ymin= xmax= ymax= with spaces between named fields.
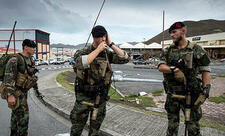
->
xmin=57 ymin=58 xmax=65 ymax=64
xmin=133 ymin=59 xmax=149 ymax=65
xmin=49 ymin=59 xmax=57 ymax=65
xmin=35 ymin=59 xmax=41 ymax=66
xmin=69 ymin=58 xmax=75 ymax=65
xmin=35 ymin=59 xmax=48 ymax=66
xmin=41 ymin=60 xmax=49 ymax=65
xmin=220 ymin=58 xmax=225 ymax=62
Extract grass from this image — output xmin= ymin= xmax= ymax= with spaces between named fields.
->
xmin=110 ymin=90 xmax=156 ymax=107
xmin=209 ymin=96 xmax=225 ymax=104
xmin=108 ymin=87 xmax=123 ymax=100
xmin=158 ymin=100 xmax=165 ymax=103
xmin=56 ymin=71 xmax=74 ymax=91
xmin=152 ymin=89 xmax=164 ymax=96
xmin=200 ymin=119 xmax=225 ymax=132
xmin=218 ymin=74 xmax=225 ymax=78
xmin=57 ymin=71 xmax=156 ymax=107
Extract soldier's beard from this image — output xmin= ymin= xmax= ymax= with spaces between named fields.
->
xmin=174 ymin=36 xmax=182 ymax=46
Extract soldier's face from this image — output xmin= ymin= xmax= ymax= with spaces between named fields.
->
xmin=94 ymin=35 xmax=106 ymax=46
xmin=170 ymin=29 xmax=183 ymax=43
xmin=24 ymin=46 xmax=36 ymax=56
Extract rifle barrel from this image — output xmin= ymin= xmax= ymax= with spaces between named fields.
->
xmin=6 ymin=21 xmax=17 ymax=55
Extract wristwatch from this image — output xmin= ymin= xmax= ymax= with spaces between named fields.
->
xmin=170 ymin=66 xmax=176 ymax=73
xmin=109 ymin=42 xmax=115 ymax=48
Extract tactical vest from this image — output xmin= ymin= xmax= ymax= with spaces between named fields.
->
xmin=76 ymin=52 xmax=112 ymax=97
xmin=15 ymin=54 xmax=38 ymax=90
xmin=164 ymin=42 xmax=202 ymax=94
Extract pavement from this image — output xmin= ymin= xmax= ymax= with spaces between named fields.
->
xmin=37 ymin=71 xmax=225 ymax=136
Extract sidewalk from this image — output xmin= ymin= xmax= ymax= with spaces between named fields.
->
xmin=38 ymin=71 xmax=225 ymax=136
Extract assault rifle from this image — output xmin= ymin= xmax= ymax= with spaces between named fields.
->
xmin=170 ymin=52 xmax=194 ymax=136
xmin=5 ymin=21 xmax=17 ymax=55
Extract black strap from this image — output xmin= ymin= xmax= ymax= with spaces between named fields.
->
xmin=17 ymin=53 xmax=32 ymax=75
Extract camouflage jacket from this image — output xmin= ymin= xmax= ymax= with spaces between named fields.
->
xmin=3 ymin=54 xmax=36 ymax=96
xmin=74 ymin=45 xmax=129 ymax=87
xmin=158 ymin=41 xmax=211 ymax=93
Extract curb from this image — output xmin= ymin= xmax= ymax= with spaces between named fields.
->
xmin=35 ymin=72 xmax=117 ymax=136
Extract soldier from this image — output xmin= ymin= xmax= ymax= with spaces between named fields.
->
xmin=3 ymin=39 xmax=38 ymax=136
xmin=158 ymin=22 xmax=211 ymax=136
xmin=70 ymin=25 xmax=129 ymax=136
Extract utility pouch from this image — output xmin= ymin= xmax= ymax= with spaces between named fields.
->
xmin=171 ymin=86 xmax=185 ymax=95
xmin=83 ymin=85 xmax=97 ymax=97
xmin=163 ymin=80 xmax=168 ymax=93
xmin=25 ymin=75 xmax=38 ymax=89
xmin=104 ymin=71 xmax=112 ymax=85
xmin=16 ymin=72 xmax=38 ymax=90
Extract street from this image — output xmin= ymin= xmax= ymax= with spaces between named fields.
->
xmin=0 ymin=61 xmax=224 ymax=136
xmin=0 ymin=65 xmax=71 ymax=136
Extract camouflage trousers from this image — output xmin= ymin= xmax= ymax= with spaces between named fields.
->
xmin=165 ymin=96 xmax=202 ymax=136
xmin=10 ymin=93 xmax=29 ymax=136
xmin=70 ymin=98 xmax=106 ymax=136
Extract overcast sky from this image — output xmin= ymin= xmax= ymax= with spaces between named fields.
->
xmin=0 ymin=0 xmax=225 ymax=45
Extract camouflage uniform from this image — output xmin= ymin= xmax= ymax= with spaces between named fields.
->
xmin=3 ymin=54 xmax=37 ymax=136
xmin=159 ymin=41 xmax=211 ymax=136
xmin=70 ymin=45 xmax=129 ymax=136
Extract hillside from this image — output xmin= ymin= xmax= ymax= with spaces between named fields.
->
xmin=51 ymin=43 xmax=90 ymax=49
xmin=145 ymin=19 xmax=225 ymax=45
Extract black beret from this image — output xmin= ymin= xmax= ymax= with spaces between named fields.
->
xmin=91 ymin=25 xmax=107 ymax=38
xmin=22 ymin=39 xmax=36 ymax=48
xmin=169 ymin=22 xmax=185 ymax=33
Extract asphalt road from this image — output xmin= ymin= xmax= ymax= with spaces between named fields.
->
xmin=111 ymin=61 xmax=225 ymax=95
xmin=0 ymin=65 xmax=71 ymax=136
xmin=111 ymin=63 xmax=164 ymax=95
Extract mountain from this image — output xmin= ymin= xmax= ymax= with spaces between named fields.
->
xmin=51 ymin=43 xmax=90 ymax=49
xmin=127 ymin=42 xmax=139 ymax=45
xmin=144 ymin=19 xmax=225 ymax=45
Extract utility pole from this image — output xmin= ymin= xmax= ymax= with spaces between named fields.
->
xmin=162 ymin=10 xmax=165 ymax=49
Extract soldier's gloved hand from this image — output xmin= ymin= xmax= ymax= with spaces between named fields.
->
xmin=174 ymin=69 xmax=186 ymax=83
xmin=194 ymin=94 xmax=206 ymax=106
xmin=194 ymin=84 xmax=211 ymax=106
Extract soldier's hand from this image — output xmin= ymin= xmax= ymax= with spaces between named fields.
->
xmin=194 ymin=94 xmax=206 ymax=106
xmin=174 ymin=69 xmax=186 ymax=83
xmin=97 ymin=42 xmax=107 ymax=52
xmin=8 ymin=95 xmax=16 ymax=106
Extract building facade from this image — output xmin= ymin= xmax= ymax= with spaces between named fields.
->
xmin=163 ymin=32 xmax=225 ymax=58
xmin=0 ymin=29 xmax=50 ymax=60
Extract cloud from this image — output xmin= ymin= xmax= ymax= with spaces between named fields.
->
xmin=0 ymin=0 xmax=225 ymax=45
xmin=0 ymin=0 xmax=89 ymax=34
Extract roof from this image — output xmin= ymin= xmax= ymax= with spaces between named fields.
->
xmin=147 ymin=42 xmax=162 ymax=49
xmin=134 ymin=43 xmax=147 ymax=48
xmin=119 ymin=42 xmax=133 ymax=49
xmin=0 ymin=29 xmax=50 ymax=35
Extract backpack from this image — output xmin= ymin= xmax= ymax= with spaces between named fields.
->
xmin=0 ymin=54 xmax=19 ymax=81
xmin=0 ymin=53 xmax=24 ymax=99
